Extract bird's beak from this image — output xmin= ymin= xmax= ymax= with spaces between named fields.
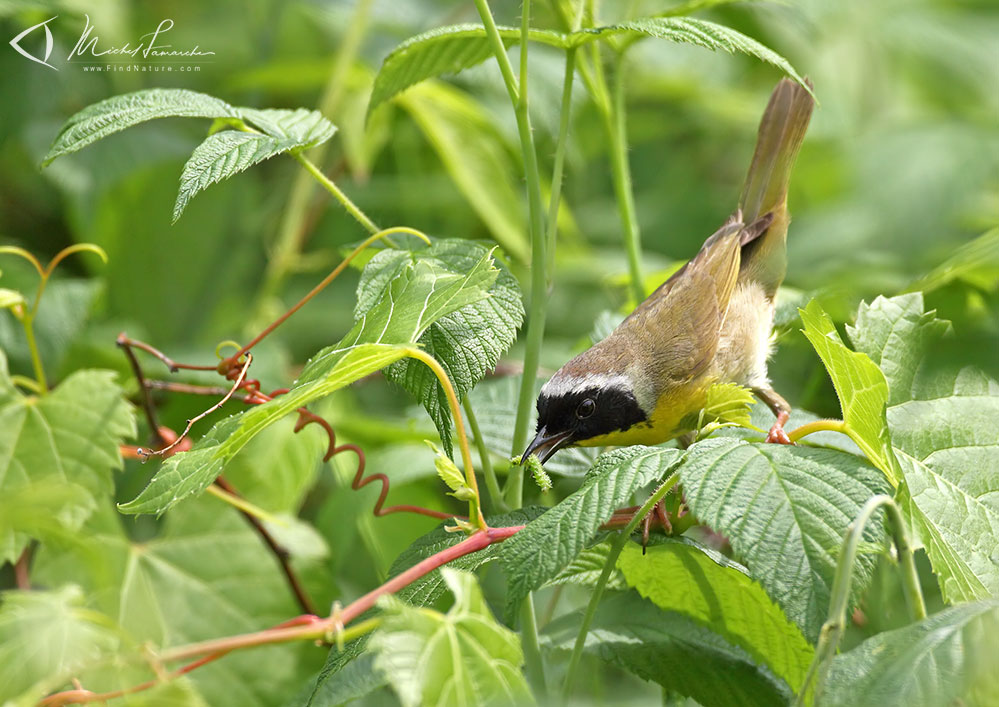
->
xmin=521 ymin=427 xmax=574 ymax=465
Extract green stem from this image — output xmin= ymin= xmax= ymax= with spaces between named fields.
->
xmin=787 ymin=418 xmax=848 ymax=442
xmin=258 ymin=0 xmax=374 ymax=312
xmin=606 ymin=52 xmax=644 ymax=303
xmin=463 ymin=398 xmax=508 ymax=513
xmin=796 ymin=494 xmax=926 ymax=706
xmin=473 ymin=0 xmax=549 ymax=508
xmin=561 ymin=471 xmax=680 ymax=701
xmin=292 ymin=152 xmax=379 ymax=235
xmin=545 ymin=47 xmax=577 ymax=275
xmin=520 ymin=593 xmax=548 ymax=697
xmin=21 ymin=314 xmax=48 ymax=394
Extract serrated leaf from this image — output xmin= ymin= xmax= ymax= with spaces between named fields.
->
xmin=427 ymin=440 xmax=466 ymax=492
xmin=499 ymin=446 xmax=684 ymax=622
xmin=0 ymin=585 xmax=120 ymax=704
xmin=0 ymin=351 xmax=135 ymax=562
xmin=466 ymin=375 xmax=598 ymax=476
xmin=543 ymin=591 xmax=793 ymax=707
xmin=43 ymin=88 xmax=238 ymax=165
xmin=618 ymin=539 xmax=813 ymax=693
xmin=371 ymin=568 xmax=532 ymax=707
xmin=173 ymin=131 xmax=298 ymax=221
xmin=577 ymin=18 xmax=809 ymax=91
xmin=369 ymin=24 xmax=568 ymax=115
xmin=33 ymin=499 xmax=319 ymax=706
xmin=847 ymin=293 xmax=951 ymax=405
xmin=702 ymin=381 xmax=756 ymax=428
xmin=236 ymin=107 xmax=337 ymax=147
xmin=546 ymin=541 xmax=626 ymax=590
xmin=800 ymin=299 xmax=897 ymax=482
xmin=820 ymin=599 xmax=999 ymax=707
xmin=355 ymin=240 xmax=523 ymax=456
xmin=846 ymin=294 xmax=999 ymax=604
xmin=397 ymin=83 xmax=530 ymax=263
xmin=678 ymin=438 xmax=890 ymax=642
xmin=122 ymin=252 xmax=496 ymax=516
xmin=369 ymin=18 xmax=809 ymax=116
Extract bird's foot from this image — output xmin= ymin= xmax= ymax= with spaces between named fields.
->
xmin=640 ymin=500 xmax=672 ymax=554
xmin=766 ymin=410 xmax=793 ymax=445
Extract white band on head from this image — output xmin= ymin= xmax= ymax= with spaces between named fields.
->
xmin=540 ymin=372 xmax=633 ymax=400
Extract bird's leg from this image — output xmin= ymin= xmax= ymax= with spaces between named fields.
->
xmin=754 ymin=386 xmax=793 ymax=445
xmin=641 ymin=500 xmax=673 ymax=554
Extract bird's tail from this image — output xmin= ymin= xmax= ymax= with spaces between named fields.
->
xmin=737 ymin=78 xmax=815 ymax=295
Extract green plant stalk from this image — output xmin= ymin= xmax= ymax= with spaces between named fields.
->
xmin=606 ymin=52 xmax=645 ymax=303
xmin=545 ymin=47 xmax=578 ymax=275
xmin=21 ymin=312 xmax=48 ymax=394
xmin=471 ymin=0 xmax=549 ymax=508
xmin=561 ymin=471 xmax=681 ymax=701
xmin=795 ymin=494 xmax=926 ymax=706
xmin=463 ymin=398 xmax=508 ymax=513
xmin=257 ymin=0 xmax=374 ymax=315
xmin=520 ymin=593 xmax=548 ymax=697
xmin=292 ymin=152 xmax=379 ymax=235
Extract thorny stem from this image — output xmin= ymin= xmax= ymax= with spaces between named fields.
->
xmin=607 ymin=51 xmax=645 ymax=303
xmin=214 ymin=477 xmax=317 ymax=615
xmin=292 ymin=152 xmax=379 ymax=235
xmin=562 ymin=471 xmax=681 ymax=701
xmin=795 ymin=495 xmax=926 ymax=706
xmin=473 ymin=0 xmax=551 ymax=508
xmin=463 ymin=398 xmax=508 ymax=513
xmin=229 ymin=227 xmax=430 ymax=365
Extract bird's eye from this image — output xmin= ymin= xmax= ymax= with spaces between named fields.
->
xmin=576 ymin=398 xmax=596 ymax=419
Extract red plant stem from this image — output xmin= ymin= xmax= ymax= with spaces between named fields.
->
xmin=116 ymin=333 xmax=167 ymax=445
xmin=14 ymin=545 xmax=32 ymax=590
xmin=162 ymin=524 xmax=524 ymax=664
xmin=213 ymin=477 xmax=316 ymax=615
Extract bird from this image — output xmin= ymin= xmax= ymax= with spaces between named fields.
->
xmin=523 ymin=78 xmax=815 ymax=466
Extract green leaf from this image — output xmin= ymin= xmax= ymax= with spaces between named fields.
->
xmin=175 ymin=107 xmax=336 ymax=220
xmin=369 ymin=18 xmax=810 ymax=116
xmin=499 ymin=446 xmax=683 ymax=621
xmin=33 ymin=499 xmax=320 ymax=706
xmin=907 ymin=226 xmax=999 ymax=293
xmin=173 ymin=131 xmax=299 ymax=222
xmin=578 ymin=18 xmax=809 ymax=92
xmin=118 ymin=344 xmax=408 ymax=516
xmin=846 ymin=294 xmax=999 ymax=604
xmin=0 ymin=586 xmax=119 ymax=704
xmin=800 ymin=299 xmax=897 ymax=481
xmin=0 ymin=351 xmax=135 ymax=562
xmin=43 ymin=88 xmax=238 ymax=165
xmin=466 ymin=375 xmax=598 ymax=477
xmin=355 ymin=240 xmax=523 ymax=456
xmin=371 ymin=568 xmax=532 ymax=707
xmin=618 ymin=539 xmax=814 ymax=693
xmin=122 ymin=251 xmax=498 ymax=516
xmin=369 ymin=24 xmax=568 ymax=115
xmin=847 ymin=293 xmax=951 ymax=405
xmin=546 ymin=541 xmax=626 ymax=590
xmin=427 ymin=440 xmax=466 ymax=493
xmin=678 ymin=438 xmax=890 ymax=642
xmin=543 ymin=591 xmax=793 ymax=707
xmin=701 ymin=381 xmax=757 ymax=428
xmin=396 ymin=83 xmax=530 ymax=263
xmin=236 ymin=107 xmax=337 ymax=147
xmin=821 ymin=599 xmax=999 ymax=707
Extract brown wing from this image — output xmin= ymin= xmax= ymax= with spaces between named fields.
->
xmin=617 ymin=223 xmax=744 ymax=383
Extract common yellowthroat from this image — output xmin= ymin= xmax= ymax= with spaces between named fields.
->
xmin=524 ymin=78 xmax=815 ymax=464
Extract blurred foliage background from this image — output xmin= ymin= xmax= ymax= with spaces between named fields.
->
xmin=0 ymin=0 xmax=997 ymax=701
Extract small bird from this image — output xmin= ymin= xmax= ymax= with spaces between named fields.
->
xmin=524 ymin=78 xmax=815 ymax=465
